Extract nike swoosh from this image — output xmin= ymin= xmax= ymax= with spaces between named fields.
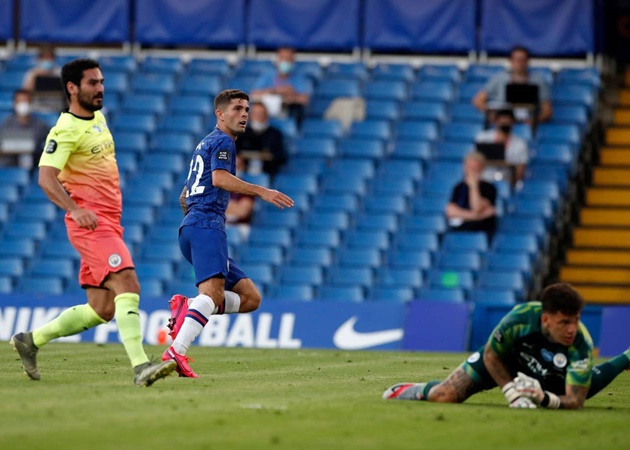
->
xmin=127 ymin=311 xmax=139 ymax=315
xmin=333 ymin=316 xmax=403 ymax=350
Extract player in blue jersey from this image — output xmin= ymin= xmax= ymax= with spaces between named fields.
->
xmin=162 ymin=89 xmax=294 ymax=378
xmin=384 ymin=283 xmax=630 ymax=409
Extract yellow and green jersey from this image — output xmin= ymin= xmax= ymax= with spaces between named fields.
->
xmin=39 ymin=111 xmax=121 ymax=224
xmin=488 ymin=301 xmax=593 ymax=393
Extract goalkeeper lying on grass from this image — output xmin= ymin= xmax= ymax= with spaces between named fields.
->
xmin=384 ymin=283 xmax=630 ymax=409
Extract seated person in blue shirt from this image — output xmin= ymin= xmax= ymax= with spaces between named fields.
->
xmin=251 ymin=47 xmax=311 ymax=126
xmin=446 ymin=151 xmax=497 ymax=241
xmin=472 ymin=46 xmax=552 ymax=124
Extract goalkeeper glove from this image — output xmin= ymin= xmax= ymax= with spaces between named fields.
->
xmin=513 ymin=372 xmax=560 ymax=409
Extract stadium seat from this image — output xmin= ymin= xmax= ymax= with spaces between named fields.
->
xmin=111 ymin=113 xmax=156 ymax=134
xmin=279 ymin=266 xmax=323 ymax=286
xmin=301 ymin=119 xmax=344 ymax=139
xmin=240 ymin=263 xmax=274 ymax=286
xmin=0 ymin=239 xmax=36 ymax=259
xmin=442 ymin=122 xmax=484 ymax=143
xmin=349 ymin=120 xmax=392 ymax=142
xmin=159 ymin=114 xmax=204 ymax=136
xmin=327 ymin=267 xmax=373 ymax=288
xmin=287 ymin=247 xmax=332 ymax=267
xmin=274 ymin=174 xmax=319 ymax=195
xmin=402 ymin=214 xmax=447 ymax=234
xmin=441 ymin=232 xmax=488 ymax=252
xmin=266 ymin=284 xmax=314 ymax=302
xmin=0 ymin=258 xmax=24 ymax=277
xmin=0 ymin=167 xmax=30 ymax=188
xmin=536 ymin=124 xmax=581 ymax=146
xmin=389 ymin=141 xmax=432 ymax=160
xmin=365 ymin=100 xmax=400 ymax=121
xmin=396 ymin=231 xmax=439 ymax=252
xmin=485 ymin=253 xmax=532 ymax=279
xmin=345 ymin=230 xmax=390 ymax=250
xmin=395 ymin=121 xmax=439 ymax=142
xmin=368 ymin=286 xmax=414 ymax=302
xmin=135 ymin=262 xmax=173 ymax=281
xmin=13 ymin=202 xmax=58 ymax=223
xmin=316 ymin=79 xmax=361 ymax=99
xmin=468 ymin=288 xmax=517 ymax=305
xmin=304 ymin=211 xmax=350 ymax=231
xmin=122 ymin=93 xmax=166 ymax=115
xmin=337 ymin=248 xmax=381 ymax=268
xmin=237 ymin=245 xmax=284 ymax=266
xmin=363 ymin=80 xmax=407 ymax=101
xmin=3 ymin=222 xmax=47 ymax=241
xmin=18 ymin=276 xmax=63 ymax=295
xmin=142 ymin=242 xmax=184 ymax=263
xmin=416 ymin=287 xmax=465 ymax=303
xmin=437 ymin=251 xmax=482 ymax=272
xmin=492 ymin=233 xmax=539 ymax=257
xmin=363 ymin=195 xmax=407 ymax=215
xmin=248 ymin=227 xmax=292 ymax=248
xmin=315 ymin=286 xmax=364 ymax=302
xmin=354 ymin=212 xmax=398 ymax=233
xmin=253 ymin=209 xmax=301 ymax=229
xmin=477 ymin=270 xmax=525 ymax=299
xmin=295 ymin=229 xmax=340 ymax=249
xmin=30 ymin=259 xmax=75 ymax=280
xmin=427 ymin=269 xmax=474 ymax=290
xmin=293 ymin=137 xmax=337 ymax=158
xmin=312 ymin=193 xmax=359 ymax=213
xmin=169 ymin=95 xmax=214 ymax=117
xmin=402 ymin=101 xmax=447 ymax=123
xmin=451 ymin=103 xmax=484 ymax=123
xmin=178 ymin=74 xmax=223 ymax=96
xmin=388 ymin=249 xmax=432 ymax=270
xmin=140 ymin=280 xmax=164 ymax=298
xmin=371 ymin=63 xmax=415 ymax=82
xmin=140 ymin=57 xmax=183 ymax=75
xmin=410 ymin=81 xmax=454 ymax=102
xmin=377 ymin=267 xmax=423 ymax=289
xmin=0 ymin=276 xmax=12 ymax=293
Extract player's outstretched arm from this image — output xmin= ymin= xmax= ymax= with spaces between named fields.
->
xmin=213 ymin=169 xmax=294 ymax=210
xmin=39 ymin=165 xmax=98 ymax=230
xmin=558 ymin=384 xmax=588 ymax=410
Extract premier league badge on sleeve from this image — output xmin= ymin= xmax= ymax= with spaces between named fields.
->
xmin=45 ymin=140 xmax=57 ymax=154
xmin=217 ymin=150 xmax=229 ymax=161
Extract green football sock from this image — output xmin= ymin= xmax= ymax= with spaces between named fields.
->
xmin=114 ymin=293 xmax=149 ymax=367
xmin=421 ymin=381 xmax=441 ymax=400
xmin=586 ymin=351 xmax=630 ymax=399
xmin=32 ymin=303 xmax=107 ymax=348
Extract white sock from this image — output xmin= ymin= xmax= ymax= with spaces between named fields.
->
xmin=213 ymin=291 xmax=242 ymax=314
xmin=172 ymin=294 xmax=215 ymax=355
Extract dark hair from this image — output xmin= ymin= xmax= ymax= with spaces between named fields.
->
xmin=61 ymin=58 xmax=101 ymax=101
xmin=539 ymin=283 xmax=584 ymax=316
xmin=214 ymin=89 xmax=249 ymax=111
xmin=510 ymin=46 xmax=530 ymax=59
xmin=13 ymin=89 xmax=31 ymax=100
xmin=495 ymin=108 xmax=515 ymax=120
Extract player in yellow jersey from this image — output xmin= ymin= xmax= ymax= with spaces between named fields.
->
xmin=9 ymin=58 xmax=176 ymax=386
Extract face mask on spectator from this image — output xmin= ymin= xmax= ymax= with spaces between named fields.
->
xmin=39 ymin=60 xmax=54 ymax=71
xmin=15 ymin=101 xmax=30 ymax=117
xmin=498 ymin=124 xmax=512 ymax=134
xmin=250 ymin=120 xmax=268 ymax=133
xmin=278 ymin=61 xmax=293 ymax=75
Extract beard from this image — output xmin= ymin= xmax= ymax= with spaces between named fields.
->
xmin=77 ymin=89 xmax=103 ymax=112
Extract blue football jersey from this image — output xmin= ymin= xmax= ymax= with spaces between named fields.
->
xmin=181 ymin=127 xmax=236 ymax=231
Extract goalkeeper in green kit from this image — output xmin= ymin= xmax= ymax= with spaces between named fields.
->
xmin=384 ymin=283 xmax=630 ymax=409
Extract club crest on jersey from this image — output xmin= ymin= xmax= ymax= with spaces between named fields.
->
xmin=45 ymin=140 xmax=57 ymax=154
xmin=553 ymin=353 xmax=567 ymax=368
xmin=108 ymin=254 xmax=122 ymax=268
xmin=92 ymin=125 xmax=102 ymax=133
xmin=217 ymin=150 xmax=229 ymax=161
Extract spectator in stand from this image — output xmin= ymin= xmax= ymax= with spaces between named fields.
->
xmin=251 ymin=47 xmax=311 ymax=126
xmin=22 ymin=45 xmax=61 ymax=92
xmin=0 ymin=89 xmax=50 ymax=170
xmin=475 ymin=108 xmax=529 ymax=184
xmin=226 ymin=154 xmax=256 ymax=241
xmin=235 ymin=101 xmax=288 ymax=178
xmin=472 ymin=46 xmax=552 ymax=125
xmin=446 ymin=151 xmax=497 ymax=242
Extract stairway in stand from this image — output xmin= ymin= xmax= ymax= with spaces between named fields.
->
xmin=560 ymin=68 xmax=630 ymax=304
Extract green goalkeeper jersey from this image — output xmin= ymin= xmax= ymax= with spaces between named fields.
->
xmin=488 ymin=301 xmax=593 ymax=394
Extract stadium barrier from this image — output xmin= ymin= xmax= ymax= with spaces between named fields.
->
xmin=0 ymin=294 xmax=617 ymax=355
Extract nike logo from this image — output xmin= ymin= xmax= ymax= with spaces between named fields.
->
xmin=127 ymin=311 xmax=139 ymax=315
xmin=333 ymin=316 xmax=403 ymax=350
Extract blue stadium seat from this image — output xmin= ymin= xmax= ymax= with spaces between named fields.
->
xmin=18 ymin=276 xmax=63 ymax=295
xmin=402 ymin=214 xmax=447 ymax=234
xmin=371 ymin=176 xmax=415 ymax=196
xmin=349 ymin=120 xmax=391 ymax=142
xmin=30 ymin=259 xmax=74 ymax=279
xmin=0 ymin=258 xmax=24 ymax=277
xmin=279 ymin=266 xmax=323 ymax=286
xmin=122 ymin=93 xmax=166 ymax=115
xmin=337 ymin=248 xmax=381 ymax=268
xmin=451 ymin=103 xmax=484 ymax=123
xmin=321 ymin=175 xmax=366 ymax=196
xmin=325 ymin=62 xmax=368 ymax=81
xmin=248 ymin=227 xmax=292 ymax=248
xmin=402 ymin=101 xmax=447 ymax=123
xmin=178 ymin=74 xmax=222 ymax=96
xmin=266 ymin=284 xmax=314 ymax=302
xmin=253 ymin=209 xmax=301 ymax=229
xmin=0 ymin=167 xmax=30 ymax=188
xmin=389 ymin=141 xmax=432 ymax=160
xmin=388 ymin=249 xmax=432 ymax=270
xmin=225 ymin=75 xmax=259 ymax=94
xmin=151 ymin=132 xmax=195 ymax=155
xmin=13 ymin=202 xmax=58 ymax=223
xmin=437 ymin=251 xmax=482 ymax=272
xmin=354 ymin=212 xmax=398 ymax=233
xmin=458 ymin=82 xmax=486 ymax=102
xmin=316 ymin=79 xmax=361 ymax=99
xmin=442 ymin=232 xmax=488 ymax=252
xmin=100 ymin=55 xmax=137 ymax=74
xmin=363 ymin=80 xmax=407 ymax=101
xmin=0 ymin=239 xmax=36 ymax=259
xmin=485 ymin=252 xmax=532 ymax=278
xmin=509 ymin=198 xmax=553 ymax=222
xmin=378 ymin=160 xmax=424 ymax=181
xmin=377 ymin=267 xmax=423 ymax=289
xmin=304 ymin=211 xmax=350 ymax=231
xmin=312 ymin=193 xmax=359 ymax=213
xmin=371 ymin=63 xmax=415 ymax=82
xmin=159 ymin=114 xmax=204 ymax=136
xmin=395 ymin=121 xmax=439 ymax=142
xmin=237 ymin=245 xmax=283 ymax=266
xmin=442 ymin=122 xmax=484 ymax=143
xmin=139 ymin=280 xmax=164 ymax=298
xmin=142 ymin=242 xmax=184 ymax=263
xmin=0 ymin=276 xmax=12 ymax=293
xmin=0 ymin=184 xmax=20 ymax=203
xmin=293 ymin=137 xmax=336 ymax=158
xmin=3 ymin=222 xmax=46 ymax=241
xmin=551 ymin=85 xmax=595 ymax=110
xmin=315 ymin=286 xmax=364 ymax=302
xmin=121 ymin=205 xmax=155 ymax=229
xmin=419 ymin=65 xmax=461 ymax=83
xmin=477 ymin=270 xmax=525 ymax=298
xmin=0 ymin=71 xmax=26 ymax=92
xmin=131 ymin=73 xmax=176 ymax=95
xmin=269 ymin=117 xmax=298 ymax=140
xmin=497 ymin=216 xmax=546 ymax=242
xmin=327 ymin=267 xmax=373 ymax=288
xmin=550 ymin=106 xmax=589 ymax=129
xmin=274 ymin=174 xmax=318 ymax=195
xmin=434 ymin=141 xmax=471 ymax=161
xmin=111 ymin=113 xmax=156 ymax=134
xmin=116 ymin=153 xmax=138 ymax=176
xmin=492 ymin=233 xmax=539 ymax=257
xmin=465 ymin=65 xmax=503 ymax=83
xmin=236 ymin=59 xmax=275 ymax=76
xmin=396 ymin=231 xmax=439 ymax=252
xmin=140 ymin=57 xmax=183 ymax=75
xmin=115 ymin=131 xmax=147 ymax=155
xmin=536 ymin=124 xmax=581 ymax=146
xmin=363 ymin=195 xmax=407 ymax=214
xmin=240 ymin=263 xmax=274 ymax=286
xmin=468 ymin=288 xmax=517 ymax=305
xmin=135 ymin=262 xmax=173 ymax=281
xmin=144 ymin=154 xmax=186 ymax=174
xmin=365 ymin=100 xmax=400 ymax=121
xmin=169 ymin=95 xmax=214 ymax=117
xmin=427 ymin=269 xmax=474 ymax=290
xmin=410 ymin=81 xmax=454 ymax=102
xmin=368 ymin=286 xmax=414 ymax=302
xmin=301 ymin=118 xmax=344 ymax=139
xmin=345 ymin=230 xmax=390 ymax=250
xmin=295 ymin=229 xmax=340 ymax=249
xmin=288 ymin=247 xmax=333 ymax=267
xmin=104 ymin=72 xmax=129 ymax=95
xmin=416 ymin=287 xmax=465 ymax=302
xmin=327 ymin=159 xmax=375 ymax=179
xmin=531 ymin=144 xmax=574 ymax=167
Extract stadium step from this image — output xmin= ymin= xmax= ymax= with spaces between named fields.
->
xmin=560 ymin=266 xmax=630 ymax=284
xmin=600 ymin=148 xmax=630 ymax=166
xmin=573 ymin=227 xmax=630 ymax=248
xmin=613 ymin=108 xmax=630 ymax=126
xmin=620 ymin=89 xmax=630 ymax=107
xmin=606 ymin=128 xmax=630 ymax=146
xmin=586 ymin=188 xmax=630 ymax=207
xmin=592 ymin=167 xmax=630 ymax=186
xmin=566 ymin=285 xmax=630 ymax=304
xmin=580 ymin=208 xmax=630 ymax=226
xmin=567 ymin=249 xmax=630 ymax=267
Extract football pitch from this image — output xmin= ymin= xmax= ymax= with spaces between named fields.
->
xmin=1 ymin=343 xmax=628 ymax=450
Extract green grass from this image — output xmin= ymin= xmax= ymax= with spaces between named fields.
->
xmin=1 ymin=343 xmax=629 ymax=450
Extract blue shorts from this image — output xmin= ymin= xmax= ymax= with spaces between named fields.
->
xmin=179 ymin=225 xmax=247 ymax=290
